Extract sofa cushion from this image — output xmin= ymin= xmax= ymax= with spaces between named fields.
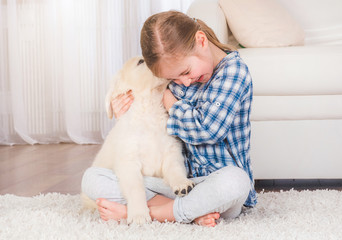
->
xmin=239 ymin=45 xmax=342 ymax=96
xmin=251 ymin=119 xmax=342 ymax=179
xmin=251 ymin=95 xmax=342 ymax=121
xmin=218 ymin=0 xmax=305 ymax=47
xmin=277 ymin=0 xmax=342 ymax=45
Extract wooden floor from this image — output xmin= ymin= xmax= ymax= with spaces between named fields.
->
xmin=0 ymin=144 xmax=341 ymax=196
xmin=0 ymin=144 xmax=100 ymax=196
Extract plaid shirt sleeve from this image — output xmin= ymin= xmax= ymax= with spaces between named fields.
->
xmin=167 ymin=59 xmax=251 ymax=145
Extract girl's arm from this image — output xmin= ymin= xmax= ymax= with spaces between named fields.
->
xmin=166 ymin=63 xmax=252 ymax=145
xmin=163 ymin=89 xmax=178 ymax=112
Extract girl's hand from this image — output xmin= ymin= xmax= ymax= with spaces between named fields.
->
xmin=163 ymin=89 xmax=178 ymax=112
xmin=111 ymin=90 xmax=134 ymax=119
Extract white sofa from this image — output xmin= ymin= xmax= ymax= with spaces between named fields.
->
xmin=187 ymin=0 xmax=342 ymax=179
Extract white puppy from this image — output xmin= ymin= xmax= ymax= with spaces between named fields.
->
xmin=82 ymin=57 xmax=194 ymax=225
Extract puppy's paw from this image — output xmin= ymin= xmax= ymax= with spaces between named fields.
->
xmin=127 ymin=207 xmax=151 ymax=225
xmin=173 ymin=179 xmax=195 ymax=197
xmin=127 ymin=213 xmax=152 ymax=225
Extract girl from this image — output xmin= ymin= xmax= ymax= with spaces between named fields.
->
xmin=82 ymin=11 xmax=257 ymax=227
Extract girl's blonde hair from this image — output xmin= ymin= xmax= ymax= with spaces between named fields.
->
xmin=140 ymin=11 xmax=236 ymax=77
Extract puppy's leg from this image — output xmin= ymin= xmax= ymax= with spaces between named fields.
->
xmin=162 ymin=149 xmax=194 ymax=197
xmin=80 ymin=192 xmax=98 ymax=213
xmin=115 ymin=163 xmax=151 ymax=225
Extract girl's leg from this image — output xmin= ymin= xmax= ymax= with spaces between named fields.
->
xmin=82 ymin=166 xmax=251 ymax=224
xmin=81 ymin=167 xmax=174 ymax=222
xmin=172 ymin=166 xmax=251 ymax=223
xmin=122 ymin=165 xmax=250 ymax=224
xmin=81 ymin=167 xmax=160 ymax=204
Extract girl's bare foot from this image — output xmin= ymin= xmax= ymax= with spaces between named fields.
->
xmin=96 ymin=196 xmax=220 ymax=227
xmin=96 ymin=195 xmax=172 ymax=222
xmin=96 ymin=198 xmax=127 ymax=221
xmin=194 ymin=212 xmax=220 ymax=227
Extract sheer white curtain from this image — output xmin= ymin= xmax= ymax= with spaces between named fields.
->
xmin=0 ymin=0 xmax=194 ymax=145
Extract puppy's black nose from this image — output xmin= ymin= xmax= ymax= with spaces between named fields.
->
xmin=137 ymin=59 xmax=144 ymax=65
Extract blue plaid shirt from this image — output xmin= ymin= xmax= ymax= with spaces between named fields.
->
xmin=167 ymin=51 xmax=257 ymax=207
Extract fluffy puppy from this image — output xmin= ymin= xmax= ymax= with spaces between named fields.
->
xmin=82 ymin=56 xmax=194 ymax=225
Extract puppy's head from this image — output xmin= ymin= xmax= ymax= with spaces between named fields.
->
xmin=105 ymin=56 xmax=168 ymax=119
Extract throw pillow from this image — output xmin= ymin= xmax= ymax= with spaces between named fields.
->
xmin=218 ymin=0 xmax=305 ymax=47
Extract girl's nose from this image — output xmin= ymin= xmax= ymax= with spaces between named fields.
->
xmin=179 ymin=77 xmax=191 ymax=87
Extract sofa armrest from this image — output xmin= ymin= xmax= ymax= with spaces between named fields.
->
xmin=187 ymin=0 xmax=229 ymax=44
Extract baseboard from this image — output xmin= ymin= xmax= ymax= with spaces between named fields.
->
xmin=255 ymin=179 xmax=342 ymax=191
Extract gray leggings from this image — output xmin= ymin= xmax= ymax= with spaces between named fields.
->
xmin=81 ymin=165 xmax=251 ymax=223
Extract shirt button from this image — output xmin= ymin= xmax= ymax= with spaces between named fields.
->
xmin=215 ymin=102 xmax=221 ymax=107
xmin=179 ymin=90 xmax=184 ymax=95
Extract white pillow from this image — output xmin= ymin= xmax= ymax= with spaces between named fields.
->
xmin=218 ymin=0 xmax=305 ymax=47
xmin=277 ymin=0 xmax=342 ymax=45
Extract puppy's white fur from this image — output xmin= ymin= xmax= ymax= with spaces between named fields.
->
xmin=82 ymin=57 xmax=193 ymax=225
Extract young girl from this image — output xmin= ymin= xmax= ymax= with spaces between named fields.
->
xmin=82 ymin=11 xmax=257 ymax=227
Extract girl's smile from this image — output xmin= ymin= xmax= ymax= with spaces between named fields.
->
xmin=159 ymin=53 xmax=213 ymax=87
xmin=173 ymin=74 xmax=206 ymax=87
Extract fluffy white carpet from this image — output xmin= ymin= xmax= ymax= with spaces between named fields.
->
xmin=1 ymin=189 xmax=342 ymax=240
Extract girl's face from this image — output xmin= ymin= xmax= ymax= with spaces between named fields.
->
xmin=158 ymin=31 xmax=216 ymax=87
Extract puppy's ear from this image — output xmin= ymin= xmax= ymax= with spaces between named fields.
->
xmin=105 ymin=74 xmax=120 ymax=119
xmin=105 ymin=94 xmax=114 ymax=119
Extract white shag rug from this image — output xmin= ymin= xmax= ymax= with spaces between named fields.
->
xmin=1 ymin=189 xmax=342 ymax=240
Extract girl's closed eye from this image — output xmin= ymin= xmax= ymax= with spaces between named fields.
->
xmin=181 ymin=68 xmax=191 ymax=76
xmin=166 ymin=69 xmax=191 ymax=82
